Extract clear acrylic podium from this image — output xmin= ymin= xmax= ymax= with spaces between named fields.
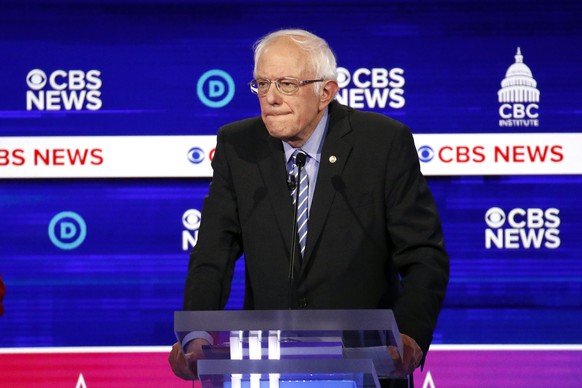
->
xmin=174 ymin=309 xmax=404 ymax=388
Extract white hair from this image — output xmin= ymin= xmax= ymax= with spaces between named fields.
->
xmin=253 ymin=29 xmax=337 ymax=94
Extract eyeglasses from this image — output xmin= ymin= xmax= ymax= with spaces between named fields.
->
xmin=249 ymin=77 xmax=324 ymax=95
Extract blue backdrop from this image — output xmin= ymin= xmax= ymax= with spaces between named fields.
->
xmin=1 ymin=0 xmax=581 ymax=348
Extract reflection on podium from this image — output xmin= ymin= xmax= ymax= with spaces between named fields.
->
xmin=175 ymin=310 xmax=405 ymax=388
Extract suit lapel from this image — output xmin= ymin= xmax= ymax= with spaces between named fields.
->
xmin=257 ymin=131 xmax=296 ymax=256
xmin=301 ymin=103 xmax=352 ymax=268
xmin=254 ymin=103 xmax=354 ymax=276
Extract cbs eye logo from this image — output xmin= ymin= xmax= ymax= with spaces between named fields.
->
xmin=417 ymin=145 xmax=435 ymax=163
xmin=27 ymin=69 xmax=47 ymax=90
xmin=484 ymin=207 xmax=506 ymax=228
xmin=188 ymin=147 xmax=205 ymax=164
xmin=182 ymin=209 xmax=202 ymax=231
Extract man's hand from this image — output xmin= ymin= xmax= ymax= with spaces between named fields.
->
xmin=387 ymin=334 xmax=423 ymax=377
xmin=168 ymin=338 xmax=210 ymax=380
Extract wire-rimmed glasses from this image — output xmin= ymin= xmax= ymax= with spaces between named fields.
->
xmin=249 ymin=77 xmax=324 ymax=95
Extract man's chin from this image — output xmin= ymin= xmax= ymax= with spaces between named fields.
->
xmin=265 ymin=126 xmax=292 ymax=140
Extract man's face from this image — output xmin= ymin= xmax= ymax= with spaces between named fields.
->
xmin=255 ymin=38 xmax=326 ymax=148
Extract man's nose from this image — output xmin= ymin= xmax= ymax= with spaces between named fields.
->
xmin=265 ymin=83 xmax=283 ymax=104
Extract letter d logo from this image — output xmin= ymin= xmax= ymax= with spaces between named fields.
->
xmin=48 ymin=211 xmax=87 ymax=250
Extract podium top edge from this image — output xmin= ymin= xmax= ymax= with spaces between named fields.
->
xmin=174 ymin=309 xmax=397 ymax=332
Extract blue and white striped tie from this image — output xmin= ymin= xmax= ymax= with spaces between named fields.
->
xmin=289 ymin=150 xmax=309 ymax=257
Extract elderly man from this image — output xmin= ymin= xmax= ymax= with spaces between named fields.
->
xmin=169 ymin=29 xmax=449 ymax=387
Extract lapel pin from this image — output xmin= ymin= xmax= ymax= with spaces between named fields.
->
xmin=329 ymin=155 xmax=337 ymax=163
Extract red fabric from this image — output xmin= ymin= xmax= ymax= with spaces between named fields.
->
xmin=0 ymin=274 xmax=5 ymax=316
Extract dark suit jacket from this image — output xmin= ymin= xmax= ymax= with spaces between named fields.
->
xmin=184 ymin=101 xmax=449 ymax=356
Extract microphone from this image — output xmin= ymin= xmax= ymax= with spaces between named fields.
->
xmin=287 ymin=152 xmax=306 ymax=191
xmin=295 ymin=151 xmax=306 ymax=168
xmin=287 ymin=175 xmax=296 ymax=191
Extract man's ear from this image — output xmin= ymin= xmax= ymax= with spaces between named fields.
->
xmin=319 ymin=80 xmax=339 ymax=110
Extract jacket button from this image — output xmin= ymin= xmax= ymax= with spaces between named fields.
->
xmin=298 ymin=298 xmax=308 ymax=308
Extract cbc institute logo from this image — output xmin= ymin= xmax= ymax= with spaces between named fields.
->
xmin=498 ymin=48 xmax=540 ymax=127
xmin=416 ymin=47 xmax=542 ymax=164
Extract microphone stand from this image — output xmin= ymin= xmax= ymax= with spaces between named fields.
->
xmin=288 ymin=152 xmax=306 ymax=309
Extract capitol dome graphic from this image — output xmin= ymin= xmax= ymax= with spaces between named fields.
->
xmin=498 ymin=48 xmax=539 ymax=103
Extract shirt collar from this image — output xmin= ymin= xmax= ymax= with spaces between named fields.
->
xmin=283 ymin=107 xmax=329 ymax=164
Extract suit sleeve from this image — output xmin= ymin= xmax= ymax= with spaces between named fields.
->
xmin=384 ymin=124 xmax=450 ymax=357
xmin=183 ymin=128 xmax=243 ymax=310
